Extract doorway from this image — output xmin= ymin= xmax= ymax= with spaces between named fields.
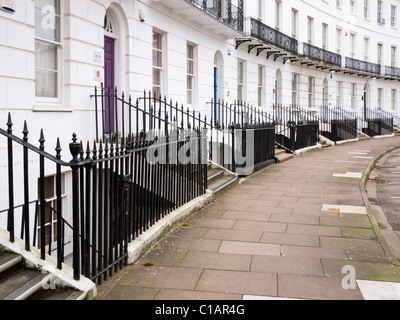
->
xmin=104 ymin=36 xmax=115 ymax=134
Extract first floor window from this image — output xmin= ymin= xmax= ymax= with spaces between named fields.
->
xmin=34 ymin=0 xmax=61 ymax=99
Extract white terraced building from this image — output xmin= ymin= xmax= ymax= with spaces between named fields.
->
xmin=0 ymin=0 xmax=399 ymax=137
xmin=0 ymin=0 xmax=400 ymax=296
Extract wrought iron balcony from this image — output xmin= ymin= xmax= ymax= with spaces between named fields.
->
xmin=345 ymin=57 xmax=381 ymax=76
xmin=183 ymin=0 xmax=244 ymax=33
xmin=385 ymin=66 xmax=400 ymax=79
xmin=150 ymin=0 xmax=244 ymax=37
xmin=302 ymin=43 xmax=342 ymax=68
xmin=244 ymin=17 xmax=298 ymax=55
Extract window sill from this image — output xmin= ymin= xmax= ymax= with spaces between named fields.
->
xmin=33 ymin=103 xmax=72 ymax=113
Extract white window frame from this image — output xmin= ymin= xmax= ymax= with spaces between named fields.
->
xmin=152 ymin=30 xmax=164 ymax=97
xmin=377 ymin=0 xmax=384 ymax=24
xmin=391 ymin=5 xmax=397 ymax=27
xmin=392 ymin=89 xmax=397 ymax=111
xmin=377 ymin=88 xmax=383 ymax=110
xmin=391 ymin=46 xmax=397 ymax=68
xmin=364 ymin=0 xmax=369 ymax=19
xmin=322 ymin=23 xmax=328 ymax=49
xmin=307 ymin=16 xmax=314 ymax=44
xmin=258 ymin=65 xmax=264 ymax=108
xmin=364 ymin=37 xmax=369 ymax=62
xmin=237 ymin=60 xmax=245 ymax=102
xmin=34 ymin=0 xmax=62 ymax=104
xmin=187 ymin=43 xmax=196 ymax=106
xmin=377 ymin=42 xmax=383 ymax=66
xmin=275 ymin=0 xmax=281 ymax=30
xmin=292 ymin=74 xmax=298 ymax=106
xmin=336 ymin=81 xmax=342 ymax=107
xmin=308 ymin=77 xmax=315 ymax=109
xmin=350 ymin=0 xmax=356 ymax=14
xmin=292 ymin=8 xmax=298 ymax=39
xmin=336 ymin=28 xmax=342 ymax=54
xmin=350 ymin=33 xmax=356 ymax=58
xmin=351 ymin=83 xmax=356 ymax=110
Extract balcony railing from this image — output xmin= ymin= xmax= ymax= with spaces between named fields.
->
xmin=244 ymin=17 xmax=298 ymax=55
xmin=184 ymin=0 xmax=244 ymax=33
xmin=302 ymin=43 xmax=342 ymax=68
xmin=385 ymin=66 xmax=400 ymax=79
xmin=345 ymin=57 xmax=381 ymax=76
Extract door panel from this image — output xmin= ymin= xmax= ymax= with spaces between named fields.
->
xmin=104 ymin=36 xmax=115 ymax=134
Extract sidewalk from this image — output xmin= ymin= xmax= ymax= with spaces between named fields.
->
xmin=96 ymin=136 xmax=400 ymax=301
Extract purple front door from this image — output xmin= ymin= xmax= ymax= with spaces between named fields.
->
xmin=104 ymin=36 xmax=115 ymax=134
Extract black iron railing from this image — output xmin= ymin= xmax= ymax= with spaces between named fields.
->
xmin=385 ymin=66 xmax=400 ymax=79
xmin=0 ymin=110 xmax=208 ymax=285
xmin=302 ymin=43 xmax=342 ymax=68
xmin=244 ymin=17 xmax=298 ymax=55
xmin=319 ymin=106 xmax=358 ymax=142
xmin=363 ymin=108 xmax=394 ymax=137
xmin=345 ymin=57 xmax=381 ymax=75
xmin=92 ymin=85 xmax=276 ymax=176
xmin=184 ymin=0 xmax=244 ymax=32
xmin=211 ymin=99 xmax=276 ymax=173
xmin=273 ymin=105 xmax=319 ymax=153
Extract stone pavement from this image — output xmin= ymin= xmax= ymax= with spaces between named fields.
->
xmin=96 ymin=136 xmax=400 ymax=301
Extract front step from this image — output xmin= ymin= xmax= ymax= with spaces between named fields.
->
xmin=357 ymin=131 xmax=371 ymax=140
xmin=275 ymin=147 xmax=294 ymax=163
xmin=207 ymin=163 xmax=238 ymax=197
xmin=0 ymin=252 xmax=84 ymax=300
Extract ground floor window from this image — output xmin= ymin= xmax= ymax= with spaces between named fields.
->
xmin=152 ymin=31 xmax=163 ymax=97
xmin=378 ymin=88 xmax=383 ymax=110
xmin=37 ymin=174 xmax=66 ymax=249
xmin=392 ymin=89 xmax=397 ymax=111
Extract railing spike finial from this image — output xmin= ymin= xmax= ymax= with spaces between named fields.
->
xmin=7 ymin=113 xmax=13 ymax=133
xmin=56 ymin=138 xmax=62 ymax=158
xmin=22 ymin=121 xmax=29 ymax=141
xmin=39 ymin=129 xmax=46 ymax=146
xmin=86 ymin=141 xmax=91 ymax=160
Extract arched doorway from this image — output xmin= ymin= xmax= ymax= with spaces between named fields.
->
xmin=103 ymin=5 xmax=128 ymax=135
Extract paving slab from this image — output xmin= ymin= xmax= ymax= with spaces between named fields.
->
xmin=96 ymin=136 xmax=400 ymax=301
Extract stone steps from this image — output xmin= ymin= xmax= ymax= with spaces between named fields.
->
xmin=274 ymin=147 xmax=294 ymax=163
xmin=207 ymin=163 xmax=238 ymax=198
xmin=0 ymin=252 xmax=85 ymax=301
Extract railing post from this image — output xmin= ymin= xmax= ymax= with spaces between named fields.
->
xmin=39 ymin=130 xmax=46 ymax=259
xmin=22 ymin=122 xmax=31 ymax=252
xmin=7 ymin=113 xmax=15 ymax=244
xmin=69 ymin=133 xmax=82 ymax=281
xmin=55 ymin=138 xmax=63 ymax=269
